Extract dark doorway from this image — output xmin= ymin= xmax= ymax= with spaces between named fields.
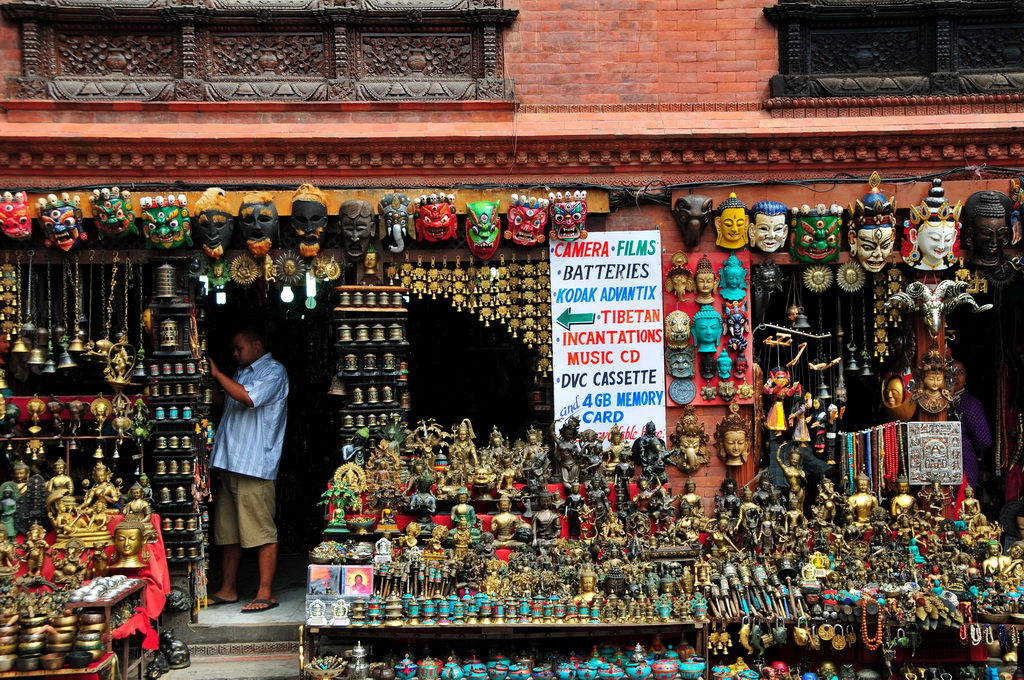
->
xmin=406 ymin=297 xmax=539 ymax=442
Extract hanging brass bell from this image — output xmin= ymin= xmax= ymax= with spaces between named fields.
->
xmin=845 ymin=354 xmax=860 ymax=372
xmin=67 ymin=336 xmax=85 ymax=353
xmin=792 ymin=313 xmax=811 ymax=330
xmin=816 ymin=380 xmax=831 ymax=401
xmin=41 ymin=358 xmax=57 ymax=374
xmin=57 ymin=349 xmax=77 ymax=370
xmin=10 ymin=336 xmax=30 ymax=354
xmin=27 ymin=345 xmax=47 ymax=367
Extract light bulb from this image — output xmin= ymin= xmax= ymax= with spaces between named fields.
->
xmin=280 ymin=286 xmax=295 ymax=303
xmin=305 ymin=273 xmax=317 ymax=298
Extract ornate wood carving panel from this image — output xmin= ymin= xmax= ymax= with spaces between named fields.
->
xmin=1 ymin=0 xmax=517 ymax=101
xmin=765 ymin=0 xmax=1024 ymax=98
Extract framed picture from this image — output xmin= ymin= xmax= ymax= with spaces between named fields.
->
xmin=341 ymin=565 xmax=373 ymax=596
xmin=307 ymin=565 xmax=342 ymax=597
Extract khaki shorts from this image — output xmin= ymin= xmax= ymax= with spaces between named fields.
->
xmin=213 ymin=471 xmax=278 ymax=549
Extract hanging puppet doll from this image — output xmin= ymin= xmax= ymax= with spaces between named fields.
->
xmin=763 ymin=367 xmax=801 ymax=432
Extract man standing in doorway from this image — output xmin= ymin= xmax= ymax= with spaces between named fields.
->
xmin=207 ymin=326 xmax=289 ymax=613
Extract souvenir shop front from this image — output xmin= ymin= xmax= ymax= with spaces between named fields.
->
xmin=0 ymin=172 xmax=1023 ymax=680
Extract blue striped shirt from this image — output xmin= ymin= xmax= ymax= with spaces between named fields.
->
xmin=209 ymin=353 xmax=289 ymax=480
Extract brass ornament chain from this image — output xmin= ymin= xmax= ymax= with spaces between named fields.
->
xmin=391 ymin=252 xmax=552 ymax=377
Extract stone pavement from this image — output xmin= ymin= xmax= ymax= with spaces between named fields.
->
xmin=165 ymin=653 xmax=298 ymax=680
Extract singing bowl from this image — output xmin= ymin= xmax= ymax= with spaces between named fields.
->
xmin=67 ymin=651 xmax=93 ymax=668
xmin=40 ymin=652 xmax=66 ymax=671
xmin=77 ymin=612 xmax=105 ymax=625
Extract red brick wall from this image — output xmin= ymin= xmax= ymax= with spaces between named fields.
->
xmin=505 ymin=0 xmax=777 ymax=104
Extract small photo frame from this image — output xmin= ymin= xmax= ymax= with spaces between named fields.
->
xmin=342 ymin=565 xmax=373 ymax=596
xmin=308 ymin=565 xmax=342 ymax=597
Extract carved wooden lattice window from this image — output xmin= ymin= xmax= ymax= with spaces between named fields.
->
xmin=1 ymin=0 xmax=517 ymax=102
xmin=763 ymin=0 xmax=1024 ymax=98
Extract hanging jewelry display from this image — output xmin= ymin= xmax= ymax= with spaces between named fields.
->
xmin=229 ymin=254 xmax=260 ymax=286
xmin=389 ymin=251 xmax=552 ymax=378
xmin=836 ymin=262 xmax=866 ymax=293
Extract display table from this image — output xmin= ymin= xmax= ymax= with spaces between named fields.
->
xmin=68 ymin=581 xmax=151 ymax=680
xmin=300 ymin=621 xmax=708 ymax=680
xmin=0 ymin=652 xmax=114 ymax=678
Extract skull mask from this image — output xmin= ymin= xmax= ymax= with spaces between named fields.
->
xmin=504 ymin=194 xmax=549 ymax=246
xmin=291 ymin=184 xmax=328 ymax=258
xmin=238 ymin=191 xmax=279 ymax=258
xmin=0 ymin=191 xmax=32 ymax=241
xmin=339 ymin=199 xmax=375 ymax=261
xmin=789 ymin=203 xmax=843 ymax=263
xmin=415 ymin=192 xmax=457 ymax=242
xmin=194 ymin=187 xmax=235 ymax=260
xmin=548 ymin=190 xmax=588 ymax=242
xmin=88 ymin=187 xmax=136 ymax=239
xmin=140 ymin=194 xmax=192 ymax=250
xmin=38 ymin=193 xmax=87 ymax=251
xmin=672 ymin=194 xmax=713 ymax=248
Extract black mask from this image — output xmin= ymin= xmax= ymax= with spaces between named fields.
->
xmin=291 ymin=199 xmax=328 ymax=257
xmin=197 ymin=209 xmax=235 ymax=260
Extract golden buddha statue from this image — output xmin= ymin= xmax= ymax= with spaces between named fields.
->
xmin=574 ymin=566 xmax=598 ymax=603
xmin=889 ymin=477 xmax=918 ymax=518
xmin=112 ymin=517 xmax=151 ymax=569
xmin=846 ymin=473 xmax=878 ymax=526
xmin=490 ymin=496 xmax=522 ymax=547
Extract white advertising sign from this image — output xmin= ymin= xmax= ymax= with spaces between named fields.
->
xmin=550 ymin=231 xmax=666 ymax=440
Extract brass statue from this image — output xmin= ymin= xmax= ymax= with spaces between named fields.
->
xmin=715 ymin=403 xmax=752 ymax=467
xmin=112 ymin=516 xmax=152 ymax=569
xmin=846 ymin=473 xmax=879 ymax=527
xmin=668 ymin=405 xmax=711 ymax=473
xmin=889 ymin=476 xmax=918 ymax=518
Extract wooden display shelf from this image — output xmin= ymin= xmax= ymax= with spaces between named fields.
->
xmin=0 ymin=652 xmax=114 ymax=677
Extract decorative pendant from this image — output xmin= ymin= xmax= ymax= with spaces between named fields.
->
xmin=836 ymin=262 xmax=866 ymax=292
xmin=803 ymin=265 xmax=833 ymax=293
xmin=229 ymin=254 xmax=260 ymax=286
